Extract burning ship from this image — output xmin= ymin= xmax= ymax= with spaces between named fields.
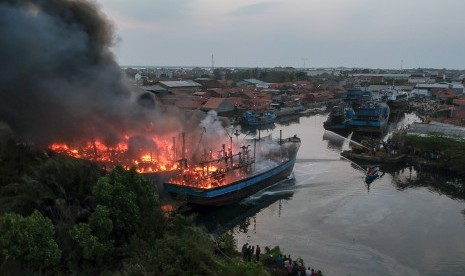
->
xmin=48 ymin=130 xmax=301 ymax=207
xmin=163 ymin=133 xmax=301 ymax=207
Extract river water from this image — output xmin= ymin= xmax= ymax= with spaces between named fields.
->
xmin=197 ymin=113 xmax=465 ymax=276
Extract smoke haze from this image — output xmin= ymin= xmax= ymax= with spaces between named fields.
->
xmin=0 ymin=0 xmax=186 ymax=147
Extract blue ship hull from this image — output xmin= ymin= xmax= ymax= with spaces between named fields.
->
xmin=323 ymin=105 xmax=354 ymax=134
xmin=242 ymin=111 xmax=277 ymax=126
xmin=351 ymin=118 xmax=389 ymax=133
xmin=350 ymin=101 xmax=390 ymax=133
xmin=164 ymin=157 xmax=297 ymax=206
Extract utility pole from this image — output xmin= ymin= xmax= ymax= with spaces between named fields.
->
xmin=302 ymin=58 xmax=308 ymax=69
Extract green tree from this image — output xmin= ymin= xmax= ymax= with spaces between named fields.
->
xmin=92 ymin=166 xmax=164 ymax=243
xmin=89 ymin=205 xmax=113 ymax=240
xmin=0 ymin=210 xmax=61 ymax=272
xmin=123 ymin=214 xmax=269 ymax=276
xmin=69 ymin=223 xmax=111 ymax=266
xmin=295 ymin=71 xmax=308 ymax=81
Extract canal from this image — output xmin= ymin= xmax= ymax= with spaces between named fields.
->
xmin=197 ymin=113 xmax=465 ymax=276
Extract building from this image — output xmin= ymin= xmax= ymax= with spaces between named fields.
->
xmin=408 ymin=74 xmax=434 ymax=84
xmin=201 ymin=98 xmax=235 ymax=116
xmin=194 ymin=78 xmax=224 ymax=89
xmin=158 ymin=80 xmax=202 ymax=91
xmin=414 ymin=83 xmax=463 ymax=95
xmin=350 ymin=73 xmax=411 ymax=82
xmin=238 ymin=79 xmax=270 ymax=89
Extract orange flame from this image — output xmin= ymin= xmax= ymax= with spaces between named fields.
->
xmin=49 ymin=136 xmax=179 ymax=173
xmin=49 ymin=134 xmax=247 ymax=190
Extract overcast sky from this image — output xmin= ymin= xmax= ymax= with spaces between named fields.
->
xmin=96 ymin=0 xmax=465 ymax=69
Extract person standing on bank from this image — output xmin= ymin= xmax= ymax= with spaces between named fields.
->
xmin=255 ymin=245 xmax=261 ymax=261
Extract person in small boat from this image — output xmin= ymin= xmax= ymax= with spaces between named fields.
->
xmin=367 ymin=166 xmax=377 ymax=175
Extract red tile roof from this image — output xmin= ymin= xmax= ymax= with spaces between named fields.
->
xmin=453 ymin=97 xmax=465 ymax=106
xmin=202 ymin=98 xmax=232 ymax=110
xmin=434 ymin=89 xmax=458 ymax=99
xmin=175 ymin=98 xmax=205 ymax=109
xmin=228 ymin=97 xmax=245 ymax=107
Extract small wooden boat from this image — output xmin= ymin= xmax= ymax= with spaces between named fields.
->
xmin=365 ymin=166 xmax=382 ymax=184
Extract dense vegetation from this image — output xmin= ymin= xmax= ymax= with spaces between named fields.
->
xmin=400 ymin=133 xmax=465 ymax=174
xmin=0 ymin=133 xmax=271 ymax=275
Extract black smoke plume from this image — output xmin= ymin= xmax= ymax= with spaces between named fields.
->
xmin=0 ymin=0 xmax=184 ymax=147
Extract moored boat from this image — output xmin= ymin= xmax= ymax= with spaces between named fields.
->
xmin=350 ymin=101 xmax=390 ymax=133
xmin=323 ymin=105 xmax=355 ymax=133
xmin=273 ymin=106 xmax=306 ymax=117
xmin=242 ymin=110 xmax=277 ymax=126
xmin=163 ymin=135 xmax=301 ymax=206
xmin=344 ymin=85 xmax=364 ymax=103
xmin=365 ymin=166 xmax=384 ymax=184
xmin=382 ymin=88 xmax=409 ymax=108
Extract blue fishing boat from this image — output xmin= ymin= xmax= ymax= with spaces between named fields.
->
xmin=242 ymin=110 xmax=277 ymax=126
xmin=323 ymin=105 xmax=355 ymax=133
xmin=344 ymin=85 xmax=364 ymax=103
xmin=350 ymin=101 xmax=390 ymax=133
xmin=164 ymin=135 xmax=301 ymax=206
xmin=365 ymin=166 xmax=384 ymax=184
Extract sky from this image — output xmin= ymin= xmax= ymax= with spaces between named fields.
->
xmin=96 ymin=0 xmax=465 ymax=69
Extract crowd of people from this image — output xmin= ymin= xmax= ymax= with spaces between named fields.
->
xmin=241 ymin=243 xmax=323 ymax=276
xmin=241 ymin=243 xmax=261 ymax=262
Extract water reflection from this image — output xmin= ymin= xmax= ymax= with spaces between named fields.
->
xmin=387 ymin=166 xmax=465 ymax=201
xmin=275 ymin=115 xmax=301 ymax=126
xmin=195 ymin=178 xmax=295 ymax=233
xmin=240 ymin=123 xmax=276 ymax=136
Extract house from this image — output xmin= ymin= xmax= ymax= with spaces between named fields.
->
xmin=410 ymin=88 xmax=431 ymax=99
xmin=217 ymin=79 xmax=235 ymax=87
xmin=158 ymin=80 xmax=202 ymax=93
xmin=451 ymin=83 xmax=464 ymax=94
xmin=433 ymin=89 xmax=458 ymax=102
xmin=238 ymin=79 xmax=270 ymax=89
xmin=140 ymin=85 xmax=168 ymax=95
xmin=206 ymin=88 xmax=230 ymax=98
xmin=175 ymin=98 xmax=205 ymax=110
xmin=194 ymin=78 xmax=224 ymax=89
xmin=408 ymin=74 xmax=432 ymax=84
xmin=302 ymin=91 xmax=334 ymax=103
xmin=201 ymin=98 xmax=235 ymax=116
xmin=453 ymin=96 xmax=465 ymax=108
xmin=228 ymin=97 xmax=246 ymax=109
xmin=415 ymin=83 xmax=450 ymax=92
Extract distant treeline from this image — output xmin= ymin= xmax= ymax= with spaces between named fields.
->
xmin=218 ymin=68 xmax=309 ymax=83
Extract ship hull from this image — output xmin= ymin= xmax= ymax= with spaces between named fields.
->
xmin=350 ymin=119 xmax=388 ymax=133
xmin=387 ymin=100 xmax=408 ymax=108
xmin=164 ymin=157 xmax=297 ymax=207
xmin=323 ymin=124 xmax=352 ymax=135
xmin=350 ymin=102 xmax=390 ymax=134
xmin=242 ymin=111 xmax=277 ymax=126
